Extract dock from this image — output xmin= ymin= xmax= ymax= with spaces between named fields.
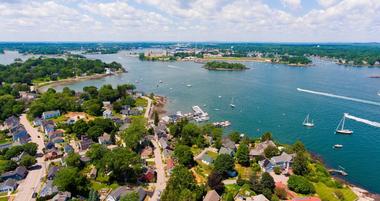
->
xmin=329 ymin=169 xmax=348 ymax=176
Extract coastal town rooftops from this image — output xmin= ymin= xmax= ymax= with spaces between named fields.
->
xmin=221 ymin=137 xmax=236 ymax=150
xmin=249 ymin=140 xmax=276 ymax=156
xmin=203 ymin=190 xmax=220 ymax=201
xmin=219 ymin=147 xmax=234 ymax=156
xmin=270 ymin=152 xmax=294 ymax=164
xmin=4 ymin=116 xmax=19 ymax=128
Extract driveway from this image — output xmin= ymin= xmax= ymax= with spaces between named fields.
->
xmin=150 ymin=140 xmax=167 ymax=201
xmin=15 ymin=114 xmax=47 ymax=201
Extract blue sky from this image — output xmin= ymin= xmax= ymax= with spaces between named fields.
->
xmin=0 ymin=0 xmax=379 ymax=42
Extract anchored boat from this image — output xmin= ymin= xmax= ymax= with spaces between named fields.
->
xmin=336 ymin=114 xmax=353 ymax=134
xmin=302 ymin=114 xmax=314 ymax=127
xmin=333 ymin=144 xmax=343 ymax=149
xmin=230 ymin=97 xmax=236 ymax=108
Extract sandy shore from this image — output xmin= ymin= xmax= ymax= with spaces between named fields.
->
xmin=36 ymin=72 xmax=124 ymax=92
xmin=153 ymin=95 xmax=167 ymax=116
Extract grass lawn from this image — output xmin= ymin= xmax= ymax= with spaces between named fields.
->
xmin=135 ymin=98 xmax=148 ymax=107
xmin=0 ymin=197 xmax=8 ymax=201
xmin=235 ymin=164 xmax=253 ymax=180
xmin=224 ymin=184 xmax=241 ymax=197
xmin=195 ymin=160 xmax=213 ymax=176
xmin=91 ymin=181 xmax=119 ymax=191
xmin=314 ymin=182 xmax=358 ymax=201
xmin=191 ymin=146 xmax=202 ymax=156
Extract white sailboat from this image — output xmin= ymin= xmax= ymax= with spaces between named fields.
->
xmin=302 ymin=114 xmax=314 ymax=127
xmin=336 ymin=114 xmax=353 ymax=134
xmin=230 ymin=97 xmax=236 ymax=108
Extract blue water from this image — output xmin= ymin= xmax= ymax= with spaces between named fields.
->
xmin=1 ymin=51 xmax=380 ymax=193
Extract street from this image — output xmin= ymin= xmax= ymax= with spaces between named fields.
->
xmin=15 ymin=114 xmax=47 ymax=201
xmin=150 ymin=140 xmax=167 ymax=201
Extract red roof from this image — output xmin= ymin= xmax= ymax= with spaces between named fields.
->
xmin=166 ymin=158 xmax=175 ymax=169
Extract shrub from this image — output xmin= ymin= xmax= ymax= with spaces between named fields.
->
xmin=274 ymin=166 xmax=281 ymax=175
xmin=275 ymin=187 xmax=287 ymax=199
xmin=335 ymin=190 xmax=344 ymax=200
xmin=287 ymin=175 xmax=315 ymax=194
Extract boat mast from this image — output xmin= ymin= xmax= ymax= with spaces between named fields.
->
xmin=342 ymin=116 xmax=345 ymax=130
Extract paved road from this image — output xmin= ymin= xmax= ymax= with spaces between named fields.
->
xmin=15 ymin=114 xmax=47 ymax=201
xmin=150 ymin=139 xmax=167 ymax=201
xmin=143 ymin=96 xmax=153 ymax=119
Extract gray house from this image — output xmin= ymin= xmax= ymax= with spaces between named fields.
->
xmin=0 ymin=179 xmax=18 ymax=192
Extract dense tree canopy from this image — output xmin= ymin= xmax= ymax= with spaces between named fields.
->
xmin=213 ymin=154 xmax=235 ymax=176
xmin=0 ymin=57 xmax=123 ymax=84
xmin=173 ymin=145 xmax=194 ymax=167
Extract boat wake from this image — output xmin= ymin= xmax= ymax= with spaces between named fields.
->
xmin=167 ymin=65 xmax=182 ymax=69
xmin=297 ymin=88 xmax=380 ymax=107
xmin=344 ymin=113 xmax=380 ymax=128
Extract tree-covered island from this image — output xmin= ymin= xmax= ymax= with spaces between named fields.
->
xmin=203 ymin=61 xmax=248 ymax=71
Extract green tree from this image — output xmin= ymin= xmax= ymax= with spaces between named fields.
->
xmin=72 ymin=119 xmax=89 ymax=136
xmin=121 ymin=191 xmax=139 ymax=201
xmin=264 ymin=146 xmax=279 ymax=158
xmin=292 ymin=152 xmax=309 ymax=176
xmin=261 ymin=172 xmax=275 ymax=191
xmin=213 ymin=154 xmax=235 ymax=175
xmin=82 ymin=99 xmax=102 ymax=116
xmin=261 ymin=132 xmax=273 ymax=142
xmin=53 ymin=167 xmax=89 ymax=196
xmin=292 ymin=140 xmax=306 ymax=153
xmin=153 ymin=110 xmax=159 ymax=126
xmin=88 ymin=189 xmax=100 ymax=201
xmin=122 ymin=117 xmax=146 ymax=150
xmin=98 ymin=85 xmax=119 ymax=102
xmin=22 ymin=143 xmax=38 ymax=156
xmin=161 ymin=165 xmax=202 ymax=201
xmin=65 ymin=152 xmax=82 ymax=168
xmin=207 ymin=171 xmax=224 ymax=194
xmin=173 ymin=145 xmax=194 ymax=167
xmin=86 ymin=144 xmax=108 ymax=163
xmin=287 ymin=175 xmax=315 ymax=194
xmin=229 ymin=131 xmax=241 ymax=143
xmin=236 ymin=143 xmax=250 ymax=166
xmin=87 ymin=126 xmax=104 ymax=141
xmin=19 ymin=154 xmax=37 ymax=167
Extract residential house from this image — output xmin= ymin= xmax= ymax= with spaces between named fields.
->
xmin=0 ymin=179 xmax=18 ymax=192
xmin=41 ymin=120 xmax=55 ymax=135
xmin=4 ymin=116 xmax=19 ymax=131
xmin=0 ymin=166 xmax=28 ymax=181
xmin=259 ymin=152 xmax=294 ymax=172
xmin=158 ymin=137 xmax=169 ymax=149
xmin=42 ymin=110 xmax=61 ymax=120
xmin=203 ymin=190 xmax=220 ymax=201
xmin=88 ymin=167 xmax=97 ymax=179
xmin=47 ymin=166 xmax=61 ymax=180
xmin=19 ymin=91 xmax=37 ymax=101
xmin=48 ymin=130 xmax=64 ymax=141
xmin=142 ymin=169 xmax=156 ymax=183
xmin=103 ymin=109 xmax=112 ymax=119
xmin=166 ymin=158 xmax=175 ymax=175
xmin=80 ymin=156 xmax=91 ymax=164
xmin=162 ymin=148 xmax=173 ymax=160
xmin=102 ymin=101 xmax=112 ymax=110
xmin=40 ymin=180 xmax=58 ymax=198
xmin=219 ymin=147 xmax=234 ymax=156
xmin=51 ymin=191 xmax=71 ymax=201
xmin=106 ymin=186 xmax=128 ymax=201
xmin=45 ymin=149 xmax=63 ymax=161
xmin=221 ymin=137 xmax=236 ymax=150
xmin=78 ymin=136 xmax=93 ymax=151
xmin=63 ymin=144 xmax=74 ymax=154
xmin=246 ymin=194 xmax=270 ymax=201
xmin=140 ymin=146 xmax=153 ymax=159
xmin=201 ymin=154 xmax=214 ymax=165
xmin=249 ymin=140 xmax=276 ymax=159
xmin=11 ymin=125 xmax=29 ymax=142
xmin=154 ymin=124 xmax=167 ymax=138
xmin=98 ymin=133 xmax=112 ymax=145
xmin=12 ymin=135 xmax=30 ymax=146
xmin=33 ymin=118 xmax=42 ymax=127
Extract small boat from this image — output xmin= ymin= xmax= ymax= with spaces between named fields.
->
xmin=218 ymin=95 xmax=222 ymax=98
xmin=378 ymin=91 xmax=380 ymax=96
xmin=302 ymin=114 xmax=314 ymax=127
xmin=335 ymin=114 xmax=353 ymax=134
xmin=230 ymin=97 xmax=236 ymax=108
xmin=333 ymin=144 xmax=343 ymax=149
xmin=214 ymin=108 xmax=220 ymax=111
xmin=186 ymin=84 xmax=192 ymax=87
xmin=159 ymin=80 xmax=163 ymax=83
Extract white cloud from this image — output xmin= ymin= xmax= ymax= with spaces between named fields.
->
xmin=0 ymin=0 xmax=379 ymax=42
xmin=281 ymin=0 xmax=302 ymax=9
xmin=317 ymin=0 xmax=339 ymax=7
